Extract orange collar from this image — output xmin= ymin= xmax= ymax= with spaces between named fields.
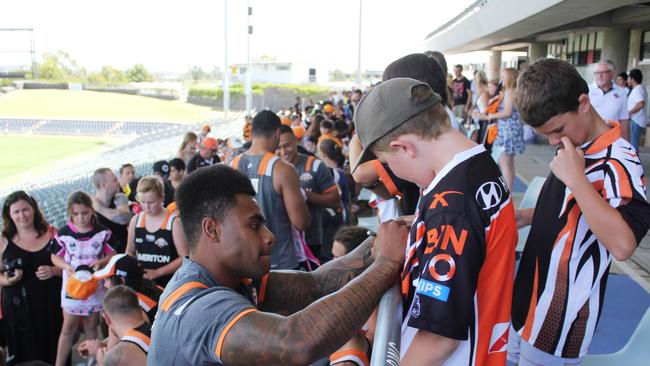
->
xmin=584 ymin=121 xmax=621 ymax=155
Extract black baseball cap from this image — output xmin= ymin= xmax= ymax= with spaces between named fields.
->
xmin=94 ymin=254 xmax=144 ymax=280
xmin=153 ymin=160 xmax=170 ymax=179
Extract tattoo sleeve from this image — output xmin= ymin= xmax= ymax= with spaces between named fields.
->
xmin=260 ymin=236 xmax=375 ymax=314
xmin=221 ymin=257 xmax=399 ymax=365
xmin=102 ymin=345 xmax=124 ymax=366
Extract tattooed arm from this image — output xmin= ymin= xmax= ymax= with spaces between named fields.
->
xmin=260 ymin=235 xmax=374 ymax=314
xmin=101 ymin=342 xmax=146 ymax=366
xmin=220 ymin=220 xmax=409 ymax=366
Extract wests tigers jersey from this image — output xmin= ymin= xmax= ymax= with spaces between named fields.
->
xmin=401 ymin=145 xmax=517 ymax=366
xmin=511 ymin=122 xmax=650 ymax=358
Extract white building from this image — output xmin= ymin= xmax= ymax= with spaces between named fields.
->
xmin=232 ymin=61 xmax=328 ymax=85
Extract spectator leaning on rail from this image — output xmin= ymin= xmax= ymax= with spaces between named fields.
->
xmin=353 ymin=78 xmax=517 ymax=365
xmin=147 ymin=164 xmax=409 ymax=365
xmin=93 ymin=167 xmax=133 ymax=253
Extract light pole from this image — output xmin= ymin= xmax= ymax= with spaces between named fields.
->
xmin=246 ymin=1 xmax=253 ymax=116
xmin=356 ymin=0 xmax=362 ymax=88
xmin=223 ymin=0 xmax=230 ymax=117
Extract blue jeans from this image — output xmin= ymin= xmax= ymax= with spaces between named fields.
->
xmin=630 ymin=120 xmax=646 ymax=152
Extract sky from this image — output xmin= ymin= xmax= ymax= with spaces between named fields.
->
xmin=1 ymin=0 xmax=473 ymax=74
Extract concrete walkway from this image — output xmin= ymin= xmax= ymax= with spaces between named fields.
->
xmin=515 ymin=144 xmax=650 ymax=292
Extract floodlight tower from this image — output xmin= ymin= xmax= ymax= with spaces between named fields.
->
xmin=223 ymin=0 xmax=230 ymax=117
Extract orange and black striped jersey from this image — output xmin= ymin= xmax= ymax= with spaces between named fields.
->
xmin=121 ymin=322 xmax=151 ymax=355
xmin=511 ymin=122 xmax=650 ymax=358
xmin=400 ymin=145 xmax=517 ymax=366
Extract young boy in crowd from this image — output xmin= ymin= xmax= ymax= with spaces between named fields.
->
xmin=509 ymin=58 xmax=650 ymax=365
xmin=353 ymin=77 xmax=517 ymax=365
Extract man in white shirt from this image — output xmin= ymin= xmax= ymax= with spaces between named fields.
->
xmin=589 ymin=60 xmax=630 ymax=140
xmin=628 ymin=68 xmax=647 ymax=151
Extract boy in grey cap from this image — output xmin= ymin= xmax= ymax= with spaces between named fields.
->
xmin=354 ymin=78 xmax=517 ymax=366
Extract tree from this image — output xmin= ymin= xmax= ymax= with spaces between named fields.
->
xmin=126 ymin=64 xmax=153 ymax=82
xmin=38 ymin=50 xmax=84 ymax=81
xmin=189 ymin=66 xmax=206 ymax=81
xmin=331 ymin=69 xmax=346 ymax=81
xmin=101 ymin=66 xmax=127 ymax=84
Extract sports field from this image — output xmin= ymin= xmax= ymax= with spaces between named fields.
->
xmin=0 ymin=134 xmax=120 ymax=180
xmin=0 ymin=89 xmax=216 ymax=122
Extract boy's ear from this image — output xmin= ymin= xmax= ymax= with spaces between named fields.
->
xmin=577 ymin=93 xmax=591 ymax=114
xmin=388 ymin=135 xmax=417 ymax=158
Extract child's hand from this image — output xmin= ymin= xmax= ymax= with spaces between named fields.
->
xmin=35 ymin=265 xmax=54 ymax=280
xmin=550 ymin=137 xmax=587 ymax=188
xmin=144 ymin=268 xmax=160 ymax=280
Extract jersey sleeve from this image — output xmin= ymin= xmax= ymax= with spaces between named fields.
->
xmin=50 ymin=227 xmax=67 ymax=257
xmin=603 ymin=153 xmax=650 ymax=244
xmin=315 ymin=161 xmax=337 ymax=194
xmin=177 ymin=288 xmax=257 ymax=364
xmin=407 ymin=212 xmax=485 ymax=340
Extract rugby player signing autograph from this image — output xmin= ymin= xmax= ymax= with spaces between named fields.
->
xmin=147 ymin=165 xmax=409 ymax=365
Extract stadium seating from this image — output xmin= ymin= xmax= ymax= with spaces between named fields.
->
xmin=0 ymin=112 xmax=244 ymax=228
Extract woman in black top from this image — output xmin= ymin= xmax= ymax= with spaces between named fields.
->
xmin=0 ymin=191 xmax=64 ymax=365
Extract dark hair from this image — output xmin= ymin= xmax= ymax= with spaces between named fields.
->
xmin=119 ymin=163 xmax=134 ymax=175
xmin=252 ymin=110 xmax=281 ymax=138
xmin=176 ymin=165 xmax=256 ymax=247
xmin=515 ymin=58 xmax=588 ymax=128
xmin=318 ymin=138 xmax=345 ymax=168
xmin=629 ymin=69 xmax=643 ymax=84
xmin=334 ymin=226 xmax=370 ymax=254
xmin=320 ymin=119 xmax=334 ymax=130
xmin=308 ymin=114 xmax=325 ymax=139
xmin=67 ymin=191 xmax=96 ymax=223
xmin=354 ymin=89 xmax=363 ymax=95
xmin=2 ymin=191 xmax=49 ymax=240
xmin=169 ymin=158 xmax=186 ymax=172
xmin=278 ymin=124 xmax=294 ymax=135
xmin=103 ymin=285 xmax=141 ymax=317
xmin=455 ymin=64 xmax=463 ymax=70
xmin=424 ymin=51 xmax=448 ymax=75
xmin=382 ymin=53 xmax=449 ymax=106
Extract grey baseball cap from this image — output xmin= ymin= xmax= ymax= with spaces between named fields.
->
xmin=352 ymin=78 xmax=442 ymax=170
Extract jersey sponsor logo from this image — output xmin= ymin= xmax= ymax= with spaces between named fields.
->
xmin=424 ymin=225 xmax=468 ymax=256
xmin=154 ymin=237 xmax=168 ymax=248
xmin=415 ymin=278 xmax=450 ymax=302
xmin=145 ymin=234 xmax=156 ymax=242
xmin=429 ymin=191 xmax=463 ymax=209
xmin=137 ymin=253 xmax=171 ymax=264
xmin=135 ymin=238 xmax=143 ymax=244
xmin=488 ymin=322 xmax=510 ymax=354
xmin=428 ymin=254 xmax=456 ymax=282
xmin=411 ymin=295 xmax=421 ymax=318
xmin=300 ymin=172 xmax=314 ymax=185
xmin=475 ymin=181 xmax=503 ymax=210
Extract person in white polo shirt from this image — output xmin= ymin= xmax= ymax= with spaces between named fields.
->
xmin=589 ymin=60 xmax=630 ymax=140
xmin=628 ymin=68 xmax=647 ymax=151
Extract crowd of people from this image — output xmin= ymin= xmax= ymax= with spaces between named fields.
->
xmin=0 ymin=51 xmax=649 ymax=366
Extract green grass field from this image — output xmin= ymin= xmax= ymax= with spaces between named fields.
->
xmin=0 ymin=89 xmax=216 ymax=123
xmin=0 ymin=134 xmax=117 ymax=180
